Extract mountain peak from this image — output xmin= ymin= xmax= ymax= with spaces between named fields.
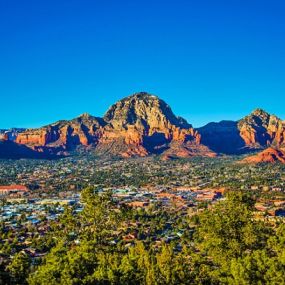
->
xmin=79 ymin=112 xmax=93 ymax=119
xmin=127 ymin=92 xmax=158 ymax=100
xmin=7 ymin=93 xmax=285 ymax=161
xmin=251 ymin=108 xmax=270 ymax=117
xmin=103 ymin=92 xmax=191 ymax=129
xmin=117 ymin=92 xmax=161 ymax=107
xmin=239 ymin=108 xmax=270 ymax=126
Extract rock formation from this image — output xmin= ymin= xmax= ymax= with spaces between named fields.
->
xmin=238 ymin=109 xmax=285 ymax=148
xmin=199 ymin=109 xmax=285 ymax=154
xmin=15 ymin=113 xmax=105 ymax=153
xmin=0 ymin=128 xmax=26 ymax=141
xmin=198 ymin=121 xmax=246 ymax=154
xmin=2 ymin=92 xmax=284 ymax=162
xmin=9 ymin=92 xmax=214 ymax=159
xmin=0 ymin=141 xmax=60 ymax=159
xmin=240 ymin=147 xmax=285 ymax=164
xmin=97 ymin=92 xmax=207 ymax=157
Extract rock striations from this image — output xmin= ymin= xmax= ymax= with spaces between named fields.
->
xmin=97 ymin=92 xmax=213 ymax=158
xmin=15 ymin=113 xmax=105 ymax=156
xmin=238 ymin=109 xmax=285 ymax=148
xmin=1 ymin=92 xmax=284 ymax=163
xmin=199 ymin=109 xmax=285 ymax=155
xmin=10 ymin=92 xmax=214 ymax=159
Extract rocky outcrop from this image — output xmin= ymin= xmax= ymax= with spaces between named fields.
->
xmin=161 ymin=141 xmax=216 ymax=160
xmin=0 ymin=128 xmax=26 ymax=141
xmin=237 ymin=109 xmax=285 ymax=148
xmin=9 ymin=92 xmax=214 ymax=159
xmin=6 ymin=92 xmax=284 ymax=161
xmin=97 ymin=92 xmax=205 ymax=157
xmin=199 ymin=109 xmax=285 ymax=154
xmin=240 ymin=147 xmax=285 ymax=164
xmin=15 ymin=114 xmax=105 ymax=154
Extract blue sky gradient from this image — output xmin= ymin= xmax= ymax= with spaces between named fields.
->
xmin=0 ymin=0 xmax=284 ymax=128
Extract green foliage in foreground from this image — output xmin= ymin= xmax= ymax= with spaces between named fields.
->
xmin=3 ymin=189 xmax=285 ymax=285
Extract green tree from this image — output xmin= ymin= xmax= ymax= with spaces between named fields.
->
xmin=7 ymin=251 xmax=31 ymax=285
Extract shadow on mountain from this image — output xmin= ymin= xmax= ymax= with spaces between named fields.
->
xmin=0 ymin=141 xmax=62 ymax=159
xmin=143 ymin=132 xmax=169 ymax=154
xmin=198 ymin=121 xmax=252 ymax=155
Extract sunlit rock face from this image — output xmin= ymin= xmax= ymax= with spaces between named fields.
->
xmin=15 ymin=114 xmax=105 ymax=153
xmin=199 ymin=109 xmax=285 ymax=155
xmin=99 ymin=92 xmax=206 ymax=157
xmin=3 ymin=93 xmax=285 ymax=160
xmin=238 ymin=109 xmax=285 ymax=148
xmin=11 ymin=92 xmax=215 ymax=158
xmin=240 ymin=147 xmax=285 ymax=164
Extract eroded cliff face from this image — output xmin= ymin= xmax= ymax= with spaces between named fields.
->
xmin=199 ymin=109 xmax=285 ymax=154
xmin=3 ymin=92 xmax=285 ymax=161
xmin=237 ymin=110 xmax=285 ymax=164
xmin=12 ymin=92 xmax=212 ymax=158
xmin=237 ymin=109 xmax=285 ymax=148
xmin=15 ymin=113 xmax=105 ymax=152
xmin=98 ymin=92 xmax=204 ymax=157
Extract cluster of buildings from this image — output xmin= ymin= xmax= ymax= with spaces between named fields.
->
xmin=1 ymin=156 xmax=285 ymax=265
xmin=0 ymin=185 xmax=28 ymax=197
xmin=113 ymin=186 xmax=225 ymax=210
xmin=0 ymin=193 xmax=81 ymax=262
xmin=255 ymin=200 xmax=285 ymax=217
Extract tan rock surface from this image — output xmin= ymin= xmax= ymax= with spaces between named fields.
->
xmin=13 ymin=92 xmax=214 ymax=158
xmin=240 ymin=147 xmax=285 ymax=164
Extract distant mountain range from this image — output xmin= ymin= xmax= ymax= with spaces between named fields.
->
xmin=1 ymin=92 xmax=285 ymax=163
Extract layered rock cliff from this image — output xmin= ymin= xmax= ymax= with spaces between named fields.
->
xmin=4 ymin=93 xmax=284 ymax=161
xmin=11 ymin=92 xmax=214 ymax=158
xmin=97 ymin=92 xmax=205 ymax=157
xmin=238 ymin=109 xmax=285 ymax=148
xmin=0 ymin=128 xmax=26 ymax=141
xmin=199 ymin=109 xmax=285 ymax=154
xmin=15 ymin=113 xmax=105 ymax=153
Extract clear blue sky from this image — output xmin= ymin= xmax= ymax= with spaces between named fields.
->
xmin=0 ymin=0 xmax=284 ymax=128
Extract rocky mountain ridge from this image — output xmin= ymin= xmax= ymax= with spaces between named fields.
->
xmin=1 ymin=92 xmax=284 ymax=162
xmin=238 ymin=109 xmax=285 ymax=148
xmin=9 ymin=93 xmax=214 ymax=159
xmin=0 ymin=128 xmax=26 ymax=141
xmin=199 ymin=109 xmax=285 ymax=155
